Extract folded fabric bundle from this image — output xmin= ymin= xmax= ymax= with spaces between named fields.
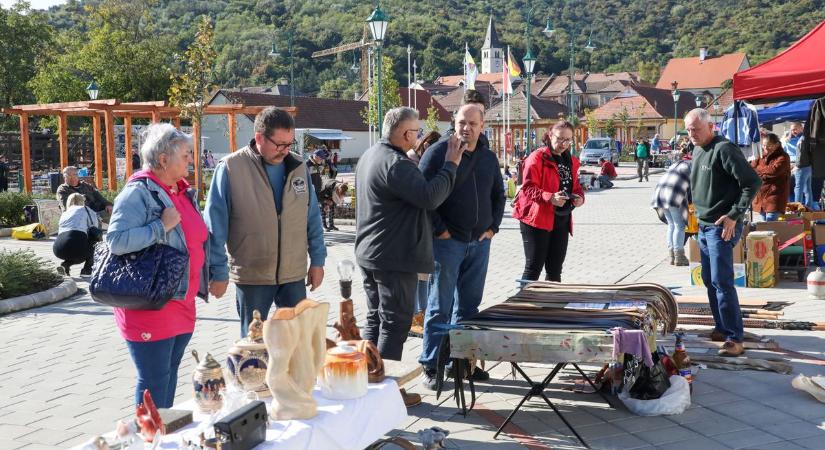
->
xmin=611 ymin=327 xmax=654 ymax=368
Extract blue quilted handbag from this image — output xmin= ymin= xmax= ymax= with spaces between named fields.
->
xmin=90 ymin=241 xmax=188 ymax=310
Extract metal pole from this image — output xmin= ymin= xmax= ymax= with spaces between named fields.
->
xmin=377 ymin=42 xmax=383 ymax=136
xmin=526 ymin=73 xmax=532 ymax=154
xmin=413 ymin=60 xmax=418 ymax=112
xmin=289 ymin=33 xmax=295 ymax=107
xmin=367 ymin=46 xmax=373 ymax=146
xmin=568 ymin=39 xmax=574 ymax=121
xmin=407 ymin=44 xmax=411 ymax=107
xmin=674 ymin=100 xmax=678 ymax=145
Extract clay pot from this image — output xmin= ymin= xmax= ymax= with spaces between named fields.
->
xmin=318 ymin=342 xmax=368 ymax=400
xmin=226 ymin=310 xmax=270 ymax=397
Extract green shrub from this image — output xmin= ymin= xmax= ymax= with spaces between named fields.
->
xmin=0 ymin=192 xmax=33 ymax=227
xmin=0 ymin=249 xmax=62 ymax=300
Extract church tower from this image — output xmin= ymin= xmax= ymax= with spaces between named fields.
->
xmin=481 ymin=15 xmax=504 ymax=74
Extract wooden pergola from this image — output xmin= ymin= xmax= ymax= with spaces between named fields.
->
xmin=1 ymin=99 xmax=296 ymax=194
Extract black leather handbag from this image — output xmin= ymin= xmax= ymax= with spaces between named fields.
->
xmin=89 ymin=183 xmax=188 ymax=310
xmin=214 ymin=401 xmax=267 ymax=450
xmin=83 ymin=207 xmax=103 ymax=243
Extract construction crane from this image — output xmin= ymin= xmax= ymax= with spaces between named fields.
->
xmin=311 ymin=26 xmax=373 ymax=97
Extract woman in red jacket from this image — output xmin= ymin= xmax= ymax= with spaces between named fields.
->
xmin=512 ymin=120 xmax=584 ymax=281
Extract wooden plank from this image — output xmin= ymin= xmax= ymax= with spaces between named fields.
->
xmin=12 ymin=99 xmax=118 ymax=111
xmin=383 ymin=359 xmax=422 ymax=387
xmin=173 ymin=117 xmax=181 ymax=129
xmin=151 ymin=110 xmax=161 ymax=123
xmin=228 ymin=113 xmax=237 ymax=152
xmin=92 ymin=115 xmax=103 ymax=188
xmin=677 ymin=296 xmax=769 ymax=307
xmin=19 ymin=114 xmax=32 ymax=193
xmin=124 ymin=116 xmax=134 ymax=179
xmin=104 ymin=109 xmax=117 ymax=190
xmin=58 ymin=113 xmax=69 ymax=169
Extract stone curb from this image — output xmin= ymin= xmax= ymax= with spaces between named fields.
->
xmin=615 ymin=167 xmax=665 ymax=181
xmin=0 ymin=228 xmax=11 ymax=237
xmin=0 ymin=277 xmax=78 ymax=315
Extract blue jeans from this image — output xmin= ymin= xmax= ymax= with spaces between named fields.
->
xmin=795 ymin=166 xmax=813 ymax=209
xmin=236 ymin=281 xmax=306 ymax=337
xmin=760 ymin=211 xmax=779 ymax=221
xmin=419 ymin=237 xmax=491 ymax=371
xmin=663 ymin=206 xmax=686 ymax=251
xmin=597 ymin=175 xmax=614 ymax=188
xmin=126 ymin=333 xmax=192 ymax=408
xmin=698 ymin=223 xmax=744 ymax=342
xmin=414 ymin=278 xmax=429 ymax=314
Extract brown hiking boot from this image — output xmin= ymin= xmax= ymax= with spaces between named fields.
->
xmin=409 ymin=312 xmax=424 ymax=335
xmin=669 ymin=249 xmax=675 ymax=265
xmin=718 ymin=341 xmax=745 ymax=357
xmin=674 ymin=249 xmax=689 ymax=266
xmin=710 ymin=330 xmax=726 ymax=342
xmin=399 ymin=388 xmax=421 ymax=408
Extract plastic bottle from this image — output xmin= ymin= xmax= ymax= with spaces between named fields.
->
xmin=672 ymin=333 xmax=693 ymax=392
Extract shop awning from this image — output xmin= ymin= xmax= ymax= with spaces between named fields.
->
xmin=306 ymin=131 xmax=353 ymax=140
xmin=756 ymin=100 xmax=813 ymax=125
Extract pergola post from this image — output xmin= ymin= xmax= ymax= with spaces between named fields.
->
xmin=124 ymin=116 xmax=134 ymax=178
xmin=173 ymin=117 xmax=181 ymax=129
xmin=58 ymin=113 xmax=69 ymax=169
xmin=92 ymin=114 xmax=103 ymax=188
xmin=228 ymin=113 xmax=237 ymax=152
xmin=104 ymin=109 xmax=117 ymax=190
xmin=193 ymin=120 xmax=202 ymax=200
xmin=19 ymin=114 xmax=32 ymax=193
xmin=151 ymin=111 xmax=161 ymax=123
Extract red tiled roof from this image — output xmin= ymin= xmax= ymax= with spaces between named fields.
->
xmin=592 ymin=85 xmax=698 ymax=120
xmin=220 ymin=90 xmax=369 ymax=131
xmin=436 ymin=82 xmax=500 ymax=113
xmin=485 ymin=91 xmax=568 ymax=121
xmin=399 ymin=88 xmax=452 ymax=121
xmin=656 ymin=53 xmax=749 ymax=90
xmin=436 ymin=73 xmax=506 ymax=86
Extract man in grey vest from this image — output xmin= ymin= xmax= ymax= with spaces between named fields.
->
xmin=206 ymin=107 xmax=326 ymax=336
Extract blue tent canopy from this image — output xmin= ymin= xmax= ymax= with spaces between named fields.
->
xmin=757 ymin=100 xmax=813 ymax=125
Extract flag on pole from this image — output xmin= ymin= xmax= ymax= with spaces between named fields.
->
xmin=501 ymin=53 xmax=513 ymax=95
xmin=464 ymin=43 xmax=478 ymax=89
xmin=507 ymin=47 xmax=522 ymax=79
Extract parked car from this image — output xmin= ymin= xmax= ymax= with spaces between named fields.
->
xmin=580 ymin=138 xmax=620 ymax=166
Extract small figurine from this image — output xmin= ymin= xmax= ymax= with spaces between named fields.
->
xmin=418 ymin=426 xmax=450 ymax=450
xmin=135 ymin=389 xmax=165 ymax=442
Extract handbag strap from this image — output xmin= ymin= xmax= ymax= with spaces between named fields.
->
xmin=139 ymin=178 xmax=167 ymax=209
xmin=83 ymin=206 xmax=96 ymax=230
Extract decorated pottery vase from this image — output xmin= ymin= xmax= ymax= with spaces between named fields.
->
xmin=191 ymin=350 xmax=225 ymax=413
xmin=225 ymin=310 xmax=270 ymax=397
xmin=318 ymin=342 xmax=368 ymax=400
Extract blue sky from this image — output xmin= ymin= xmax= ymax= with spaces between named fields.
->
xmin=1 ymin=0 xmax=66 ymax=10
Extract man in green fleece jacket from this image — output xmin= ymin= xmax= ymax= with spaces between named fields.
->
xmin=688 ymin=108 xmax=761 ymax=357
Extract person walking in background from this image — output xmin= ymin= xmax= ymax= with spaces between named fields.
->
xmin=512 ymin=121 xmax=585 ymax=282
xmin=206 ymin=107 xmax=326 ymax=336
xmin=635 ymin=138 xmax=651 ymax=182
xmin=751 ymin=133 xmax=791 ymax=221
xmin=319 ymin=179 xmax=348 ymax=232
xmin=418 ymin=105 xmax=505 ymax=389
xmin=651 ymin=146 xmax=693 ymax=266
xmin=687 ymin=108 xmax=761 ymax=357
xmin=106 ymin=123 xmax=211 ymax=408
xmin=0 ymin=155 xmax=8 ymax=192
xmin=53 ymin=193 xmax=99 ymax=276
xmin=782 ymin=122 xmax=803 ymax=202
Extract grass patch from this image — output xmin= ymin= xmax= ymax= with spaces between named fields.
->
xmin=0 ymin=249 xmax=62 ymax=300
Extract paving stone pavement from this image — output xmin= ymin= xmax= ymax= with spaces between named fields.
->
xmin=2 ymin=174 xmax=825 ymax=449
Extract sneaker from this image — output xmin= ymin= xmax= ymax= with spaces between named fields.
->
xmin=399 ymin=388 xmax=421 ymax=408
xmin=56 ymin=265 xmax=66 ymax=276
xmin=422 ymin=368 xmax=439 ymax=391
xmin=447 ymin=365 xmax=490 ymax=382
xmin=80 ymin=268 xmax=93 ymax=277
xmin=718 ymin=340 xmax=745 ymax=357
xmin=59 ymin=263 xmax=71 ymax=276
xmin=710 ymin=330 xmax=726 ymax=342
xmin=329 ymin=225 xmax=340 ymax=231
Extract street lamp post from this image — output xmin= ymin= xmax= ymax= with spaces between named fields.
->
xmin=695 ymin=95 xmax=703 ymax=108
xmin=367 ymin=4 xmax=389 ymax=136
xmin=269 ymin=30 xmax=295 ymax=107
xmin=523 ymin=8 xmax=536 ymax=155
xmin=86 ymin=80 xmax=99 ymax=100
xmin=672 ymin=81 xmax=681 ymax=146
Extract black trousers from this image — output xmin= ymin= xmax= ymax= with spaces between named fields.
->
xmin=520 ymin=215 xmax=571 ymax=282
xmin=322 ymin=203 xmax=336 ymax=229
xmin=53 ymin=230 xmax=94 ymax=270
xmin=360 ymin=267 xmax=417 ymax=361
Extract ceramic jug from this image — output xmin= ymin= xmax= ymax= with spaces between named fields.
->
xmin=192 ymin=350 xmax=225 ymax=413
xmin=226 ymin=310 xmax=270 ymax=397
xmin=318 ymin=342 xmax=368 ymax=400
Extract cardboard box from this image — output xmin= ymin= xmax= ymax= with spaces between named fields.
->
xmin=746 ymin=231 xmax=778 ymax=288
xmin=814 ymin=223 xmax=825 ymax=246
xmin=755 ymin=221 xmax=805 ymax=248
xmin=801 ymin=212 xmax=825 ymax=231
xmin=689 ymin=262 xmax=746 ymax=287
xmin=687 ymin=236 xmax=744 ymax=263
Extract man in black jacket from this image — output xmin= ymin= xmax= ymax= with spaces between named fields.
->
xmin=355 ymin=107 xmax=463 ymax=368
xmin=418 ymin=104 xmax=506 ymax=388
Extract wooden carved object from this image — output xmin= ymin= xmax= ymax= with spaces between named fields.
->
xmin=263 ymin=299 xmax=329 ymax=420
xmin=333 ymin=299 xmax=361 ymax=341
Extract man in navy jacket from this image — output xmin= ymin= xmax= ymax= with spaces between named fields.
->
xmin=418 ymin=104 xmax=505 ymax=388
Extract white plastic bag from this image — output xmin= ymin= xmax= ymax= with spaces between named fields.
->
xmin=619 ymin=375 xmax=691 ymax=416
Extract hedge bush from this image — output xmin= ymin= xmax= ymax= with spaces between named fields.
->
xmin=0 ymin=249 xmax=62 ymax=300
xmin=0 ymin=192 xmax=33 ymax=227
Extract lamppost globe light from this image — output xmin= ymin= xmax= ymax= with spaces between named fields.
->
xmin=672 ymin=89 xmax=681 ymax=103
xmin=695 ymin=96 xmax=702 ymax=107
xmin=366 ymin=5 xmax=389 ymax=41
xmin=584 ymin=40 xmax=596 ymax=52
xmin=86 ymin=80 xmax=99 ymax=100
xmin=522 ymin=49 xmax=536 ymax=74
xmin=542 ymin=18 xmax=555 ymax=37
xmin=268 ymin=41 xmax=279 ymax=58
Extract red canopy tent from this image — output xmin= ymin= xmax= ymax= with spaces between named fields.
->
xmin=734 ymin=19 xmax=825 ymax=103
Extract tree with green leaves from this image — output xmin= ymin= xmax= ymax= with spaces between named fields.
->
xmin=425 ymin=103 xmax=440 ymax=132
xmin=614 ymin=106 xmax=631 ymax=147
xmin=361 ymin=55 xmax=401 ymax=130
xmin=168 ymin=15 xmax=217 ymax=197
xmin=584 ymin=108 xmax=599 ymax=137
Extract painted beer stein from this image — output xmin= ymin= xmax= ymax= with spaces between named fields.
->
xmin=318 ymin=342 xmax=368 ymax=400
xmin=191 ymin=350 xmax=225 ymax=413
xmin=226 ymin=310 xmax=270 ymax=397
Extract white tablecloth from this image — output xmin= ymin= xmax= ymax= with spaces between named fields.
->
xmin=160 ymin=379 xmax=406 ymax=450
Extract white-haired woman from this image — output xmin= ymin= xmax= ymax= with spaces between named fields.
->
xmin=53 ymin=192 xmax=100 ymax=276
xmin=106 ymin=123 xmax=211 ymax=408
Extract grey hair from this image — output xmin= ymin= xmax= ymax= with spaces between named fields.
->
xmin=685 ymin=108 xmax=712 ymax=123
xmin=62 ymin=165 xmax=78 ymax=176
xmin=66 ymin=193 xmax=85 ymax=207
xmin=139 ymin=123 xmax=193 ymax=170
xmin=382 ymin=107 xmax=419 ymax=139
